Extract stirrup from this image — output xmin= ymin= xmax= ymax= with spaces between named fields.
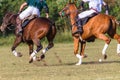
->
xmin=72 ymin=30 xmax=83 ymax=35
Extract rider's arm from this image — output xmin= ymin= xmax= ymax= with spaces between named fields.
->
xmin=80 ymin=1 xmax=84 ymax=11
xmin=43 ymin=2 xmax=49 ymax=18
xmin=19 ymin=2 xmax=28 ymax=13
xmin=79 ymin=0 xmax=89 ymax=11
xmin=45 ymin=13 xmax=49 ymax=18
xmin=103 ymin=1 xmax=109 ymax=15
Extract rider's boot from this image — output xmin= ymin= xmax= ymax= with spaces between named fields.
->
xmin=74 ymin=17 xmax=83 ymax=35
xmin=77 ymin=19 xmax=83 ymax=34
xmin=16 ymin=17 xmax=22 ymax=36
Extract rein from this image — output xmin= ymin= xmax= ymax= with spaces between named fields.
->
xmin=60 ymin=8 xmax=78 ymax=26
xmin=7 ymin=25 xmax=16 ymax=31
xmin=60 ymin=4 xmax=79 ymax=26
xmin=7 ymin=14 xmax=17 ymax=31
xmin=60 ymin=3 xmax=84 ymax=41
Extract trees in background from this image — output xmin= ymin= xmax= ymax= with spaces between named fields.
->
xmin=0 ymin=0 xmax=120 ymax=33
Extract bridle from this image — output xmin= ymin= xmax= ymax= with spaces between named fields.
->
xmin=1 ymin=14 xmax=16 ymax=31
xmin=59 ymin=4 xmax=78 ymax=17
xmin=59 ymin=3 xmax=84 ymax=41
xmin=59 ymin=4 xmax=79 ymax=26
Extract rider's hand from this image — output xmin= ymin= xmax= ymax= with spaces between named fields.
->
xmin=46 ymin=13 xmax=49 ymax=18
xmin=105 ymin=10 xmax=109 ymax=15
xmin=18 ymin=11 xmax=22 ymax=14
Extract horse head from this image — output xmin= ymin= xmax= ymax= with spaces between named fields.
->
xmin=59 ymin=3 xmax=78 ymax=17
xmin=0 ymin=12 xmax=17 ymax=32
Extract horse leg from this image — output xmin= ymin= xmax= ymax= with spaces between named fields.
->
xmin=96 ymin=34 xmax=111 ymax=59
xmin=80 ymin=41 xmax=87 ymax=58
xmin=40 ymin=29 xmax=56 ymax=60
xmin=112 ymin=34 xmax=120 ymax=56
xmin=11 ymin=36 xmax=22 ymax=57
xmin=27 ymin=41 xmax=37 ymax=62
xmin=29 ymin=39 xmax=43 ymax=63
xmin=73 ymin=36 xmax=83 ymax=65
xmin=40 ymin=41 xmax=54 ymax=60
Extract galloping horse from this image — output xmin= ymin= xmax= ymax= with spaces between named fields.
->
xmin=59 ymin=3 xmax=120 ymax=65
xmin=0 ymin=12 xmax=56 ymax=63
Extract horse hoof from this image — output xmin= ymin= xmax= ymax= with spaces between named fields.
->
xmin=104 ymin=54 xmax=107 ymax=59
xmin=75 ymin=62 xmax=81 ymax=65
xmin=36 ymin=57 xmax=41 ymax=61
xmin=83 ymin=54 xmax=87 ymax=58
xmin=17 ymin=52 xmax=22 ymax=57
xmin=29 ymin=58 xmax=33 ymax=63
xmin=40 ymin=54 xmax=45 ymax=60
xmin=29 ymin=60 xmax=33 ymax=63
xmin=117 ymin=53 xmax=120 ymax=57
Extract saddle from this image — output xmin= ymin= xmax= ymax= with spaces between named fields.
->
xmin=81 ymin=13 xmax=98 ymax=26
xmin=21 ymin=15 xmax=38 ymax=28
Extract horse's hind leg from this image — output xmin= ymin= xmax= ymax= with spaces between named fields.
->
xmin=95 ymin=34 xmax=111 ymax=59
xmin=113 ymin=34 xmax=120 ymax=55
xmin=40 ymin=31 xmax=56 ymax=60
xmin=40 ymin=25 xmax=56 ymax=60
xmin=40 ymin=40 xmax=54 ymax=60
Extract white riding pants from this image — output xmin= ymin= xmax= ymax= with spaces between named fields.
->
xmin=78 ymin=9 xmax=97 ymax=19
xmin=19 ymin=6 xmax=40 ymax=20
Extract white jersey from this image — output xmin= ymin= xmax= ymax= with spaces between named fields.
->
xmin=83 ymin=0 xmax=106 ymax=12
xmin=78 ymin=0 xmax=106 ymax=19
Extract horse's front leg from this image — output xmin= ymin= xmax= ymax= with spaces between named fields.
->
xmin=76 ymin=41 xmax=87 ymax=65
xmin=11 ymin=36 xmax=22 ymax=57
xmin=27 ymin=41 xmax=37 ymax=62
xmin=73 ymin=36 xmax=82 ymax=65
xmin=29 ymin=39 xmax=43 ymax=63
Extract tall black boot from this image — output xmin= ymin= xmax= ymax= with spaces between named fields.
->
xmin=77 ymin=18 xmax=83 ymax=34
xmin=16 ymin=17 xmax=22 ymax=36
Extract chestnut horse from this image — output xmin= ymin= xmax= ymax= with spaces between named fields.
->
xmin=59 ymin=3 xmax=120 ymax=65
xmin=0 ymin=12 xmax=56 ymax=63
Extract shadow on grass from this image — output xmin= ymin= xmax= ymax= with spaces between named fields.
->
xmin=33 ymin=60 xmax=120 ymax=67
xmin=83 ymin=60 xmax=120 ymax=65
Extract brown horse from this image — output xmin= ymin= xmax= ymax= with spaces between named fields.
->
xmin=59 ymin=3 xmax=120 ymax=65
xmin=0 ymin=12 xmax=56 ymax=63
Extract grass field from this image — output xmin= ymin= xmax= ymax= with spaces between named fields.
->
xmin=0 ymin=39 xmax=120 ymax=80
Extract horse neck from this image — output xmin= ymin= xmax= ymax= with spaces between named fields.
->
xmin=10 ymin=14 xmax=18 ymax=26
xmin=69 ymin=12 xmax=77 ymax=25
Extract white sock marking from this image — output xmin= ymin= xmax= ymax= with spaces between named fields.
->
xmin=117 ymin=44 xmax=120 ymax=54
xmin=102 ymin=43 xmax=108 ymax=55
xmin=76 ymin=54 xmax=82 ymax=65
xmin=12 ymin=50 xmax=18 ymax=57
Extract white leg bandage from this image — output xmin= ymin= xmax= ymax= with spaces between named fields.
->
xmin=102 ymin=43 xmax=108 ymax=55
xmin=117 ymin=44 xmax=120 ymax=54
xmin=30 ymin=50 xmax=37 ymax=58
xmin=33 ymin=56 xmax=36 ymax=61
xmin=76 ymin=54 xmax=82 ymax=65
xmin=12 ymin=50 xmax=18 ymax=57
xmin=42 ymin=48 xmax=48 ymax=54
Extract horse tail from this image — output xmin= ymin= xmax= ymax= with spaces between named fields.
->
xmin=51 ymin=21 xmax=57 ymax=35
xmin=115 ymin=20 xmax=120 ymax=26
xmin=48 ymin=20 xmax=57 ymax=39
xmin=109 ymin=15 xmax=120 ymax=26
xmin=113 ymin=18 xmax=120 ymax=26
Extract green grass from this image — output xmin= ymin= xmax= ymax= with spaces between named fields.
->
xmin=0 ymin=39 xmax=120 ymax=80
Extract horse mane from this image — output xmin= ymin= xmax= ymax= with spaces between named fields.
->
xmin=4 ymin=12 xmax=15 ymax=16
